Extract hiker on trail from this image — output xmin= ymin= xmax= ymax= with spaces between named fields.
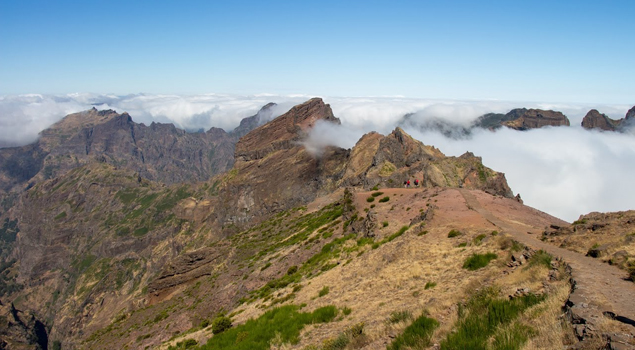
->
xmin=404 ymin=180 xmax=408 ymax=188
xmin=414 ymin=179 xmax=419 ymax=187
xmin=407 ymin=180 xmax=410 ymax=188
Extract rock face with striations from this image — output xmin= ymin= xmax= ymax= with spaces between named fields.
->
xmin=501 ymin=109 xmax=570 ymax=130
xmin=581 ymin=109 xmax=621 ymax=131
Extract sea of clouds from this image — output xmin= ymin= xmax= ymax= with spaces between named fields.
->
xmin=1 ymin=93 xmax=634 ymax=222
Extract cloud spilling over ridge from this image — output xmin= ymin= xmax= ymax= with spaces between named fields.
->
xmin=1 ymin=92 xmax=634 ymax=221
xmin=403 ymin=126 xmax=635 ymax=222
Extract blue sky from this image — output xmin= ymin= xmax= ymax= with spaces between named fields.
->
xmin=1 ymin=0 xmax=634 ymax=103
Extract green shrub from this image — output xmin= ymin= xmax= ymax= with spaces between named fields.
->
xmin=388 ymin=313 xmax=439 ymax=350
xmin=458 ymin=242 xmax=467 ymax=248
xmin=372 ymin=185 xmax=379 ymax=191
xmin=463 ymin=253 xmax=497 ymax=271
xmin=491 ymin=230 xmax=499 ymax=236
xmin=448 ymin=230 xmax=462 ymax=238
xmin=424 ymin=281 xmax=436 ymax=290
xmin=366 ymin=196 xmax=375 ymax=203
xmin=379 ymin=196 xmax=390 ymax=203
xmin=342 ymin=306 xmax=352 ymax=316
xmin=318 ymin=286 xmax=330 ymax=297
xmin=371 ymin=191 xmax=384 ymax=197
xmin=212 ymin=316 xmax=232 ymax=334
xmin=382 ymin=221 xmax=389 ymax=228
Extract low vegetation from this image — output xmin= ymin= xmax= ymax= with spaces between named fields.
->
xmin=388 ymin=312 xmax=439 ymax=350
xmin=200 ymin=305 xmax=338 ymax=350
xmin=379 ymin=196 xmax=390 ymax=203
xmin=463 ymin=252 xmax=497 ymax=271
xmin=440 ymin=287 xmax=545 ymax=350
xmin=447 ymin=229 xmax=462 ymax=238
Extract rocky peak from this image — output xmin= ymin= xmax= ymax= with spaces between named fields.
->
xmin=231 ymin=102 xmax=276 ymax=139
xmin=502 ymin=109 xmax=570 ymax=130
xmin=234 ymin=98 xmax=340 ymax=162
xmin=581 ymin=109 xmax=620 ymax=131
xmin=625 ymin=106 xmax=635 ymax=120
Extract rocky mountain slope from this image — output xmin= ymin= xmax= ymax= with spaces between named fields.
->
xmin=0 ymin=103 xmax=275 ymax=194
xmin=0 ymin=98 xmax=633 ymax=350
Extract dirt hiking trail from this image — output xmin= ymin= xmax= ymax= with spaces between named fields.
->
xmin=459 ymin=189 xmax=635 ymax=330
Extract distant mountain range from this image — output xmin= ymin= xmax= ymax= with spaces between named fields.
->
xmin=399 ymin=105 xmax=634 ymax=139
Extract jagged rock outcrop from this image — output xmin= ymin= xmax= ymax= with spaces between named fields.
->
xmin=341 ymin=128 xmax=514 ymax=197
xmin=501 ymin=109 xmax=570 ymax=130
xmin=0 ymin=301 xmax=48 ymax=349
xmin=581 ymin=105 xmax=635 ymax=133
xmin=581 ymin=109 xmax=621 ymax=131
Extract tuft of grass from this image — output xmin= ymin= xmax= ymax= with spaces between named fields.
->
xmin=491 ymin=230 xmax=499 ymax=236
xmin=54 ymin=211 xmax=67 ymax=221
xmin=492 ymin=323 xmax=535 ymax=350
xmin=371 ymin=191 xmax=384 ymax=197
xmin=389 ymin=310 xmax=413 ymax=324
xmin=473 ymin=234 xmax=487 ymax=245
xmin=201 ymin=305 xmax=337 ymax=350
xmin=382 ymin=221 xmax=389 ymax=228
xmin=448 ymin=229 xmax=462 ymax=238
xmin=572 ymin=218 xmax=588 ymax=225
xmin=417 ymin=230 xmax=428 ymax=236
xmin=527 ymin=250 xmax=552 ymax=269
xmin=387 ymin=313 xmax=439 ymax=350
xmin=463 ymin=253 xmax=497 ymax=271
xmin=342 ymin=306 xmax=352 ymax=316
xmin=318 ymin=286 xmax=330 ymax=297
xmin=424 ymin=281 xmax=436 ymax=290
xmin=379 ymin=196 xmax=390 ymax=203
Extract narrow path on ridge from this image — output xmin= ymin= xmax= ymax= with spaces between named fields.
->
xmin=459 ymin=188 xmax=635 ymax=328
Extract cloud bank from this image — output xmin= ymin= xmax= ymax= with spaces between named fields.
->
xmin=0 ymin=93 xmax=634 ymax=222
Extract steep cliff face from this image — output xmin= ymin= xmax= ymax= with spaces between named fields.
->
xmin=0 ymin=104 xmax=272 ymax=193
xmin=218 ymin=98 xmax=348 ymax=227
